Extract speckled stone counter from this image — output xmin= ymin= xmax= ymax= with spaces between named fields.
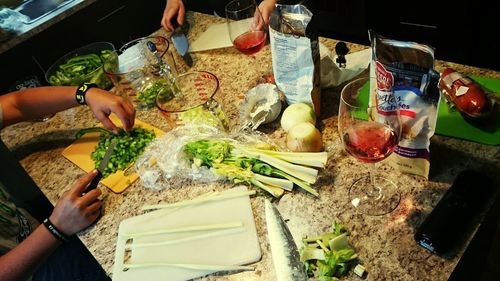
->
xmin=1 ymin=12 xmax=499 ymax=281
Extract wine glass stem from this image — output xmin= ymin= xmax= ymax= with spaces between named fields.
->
xmin=367 ymin=163 xmax=382 ymax=199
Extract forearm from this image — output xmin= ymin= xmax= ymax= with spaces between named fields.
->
xmin=0 ymin=86 xmax=79 ymax=127
xmin=0 ymin=224 xmax=62 ymax=281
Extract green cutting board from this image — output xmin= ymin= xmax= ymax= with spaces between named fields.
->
xmin=358 ymin=76 xmax=500 ymax=145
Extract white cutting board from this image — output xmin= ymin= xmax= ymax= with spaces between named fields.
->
xmin=112 ymin=186 xmax=261 ymax=281
xmin=189 ymin=22 xmax=232 ymax=52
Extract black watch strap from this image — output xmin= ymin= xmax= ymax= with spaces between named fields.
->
xmin=75 ymin=82 xmax=98 ymax=105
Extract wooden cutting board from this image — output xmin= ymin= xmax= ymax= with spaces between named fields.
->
xmin=62 ymin=115 xmax=164 ymax=193
xmin=111 ymin=186 xmax=262 ymax=281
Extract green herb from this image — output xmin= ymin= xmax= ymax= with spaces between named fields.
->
xmin=301 ymin=223 xmax=359 ymax=280
xmin=182 ymin=139 xmax=328 ymax=197
xmin=76 ymin=127 xmax=156 ymax=177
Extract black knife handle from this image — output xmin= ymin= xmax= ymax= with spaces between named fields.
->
xmin=84 ymin=170 xmax=103 ymax=194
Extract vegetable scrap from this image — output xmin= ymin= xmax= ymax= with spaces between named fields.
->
xmin=300 ymin=223 xmax=362 ymax=280
xmin=76 ymin=127 xmax=156 ymax=177
xmin=182 ymin=139 xmax=327 ymax=197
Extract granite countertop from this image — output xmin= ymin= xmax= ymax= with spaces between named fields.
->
xmin=1 ymin=11 xmax=500 ymax=281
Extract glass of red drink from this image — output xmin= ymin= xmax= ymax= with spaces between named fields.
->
xmin=225 ymin=0 xmax=267 ymax=56
xmin=338 ymin=77 xmax=402 ymax=215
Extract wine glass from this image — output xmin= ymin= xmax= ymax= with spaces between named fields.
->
xmin=225 ymin=0 xmax=267 ymax=56
xmin=338 ymin=77 xmax=402 ymax=215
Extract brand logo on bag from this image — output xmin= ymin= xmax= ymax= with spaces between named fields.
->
xmin=375 ymin=61 xmax=394 ymax=91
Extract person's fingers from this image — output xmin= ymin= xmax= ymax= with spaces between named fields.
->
xmin=85 ymin=200 xmax=103 ymax=216
xmin=95 ymin=112 xmax=119 ymax=134
xmin=80 ymin=188 xmax=102 ymax=206
xmin=70 ymin=170 xmax=99 ymax=195
xmin=177 ymin=8 xmax=185 ymax=27
xmin=162 ymin=16 xmax=174 ymax=32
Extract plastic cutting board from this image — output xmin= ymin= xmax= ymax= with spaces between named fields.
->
xmin=358 ymin=75 xmax=500 ymax=145
xmin=111 ymin=186 xmax=262 ymax=281
xmin=62 ymin=115 xmax=165 ymax=193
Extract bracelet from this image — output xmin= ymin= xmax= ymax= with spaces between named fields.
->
xmin=42 ymin=218 xmax=69 ymax=242
xmin=75 ymin=82 xmax=98 ymax=105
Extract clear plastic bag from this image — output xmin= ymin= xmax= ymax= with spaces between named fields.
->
xmin=135 ymin=125 xmax=276 ymax=190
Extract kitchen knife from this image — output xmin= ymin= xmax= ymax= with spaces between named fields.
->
xmin=85 ymin=139 xmax=117 ymax=192
xmin=264 ymin=200 xmax=308 ymax=281
xmin=171 ymin=21 xmax=193 ymax=67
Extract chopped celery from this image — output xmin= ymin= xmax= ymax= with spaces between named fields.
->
xmin=300 ymin=222 xmax=359 ymax=280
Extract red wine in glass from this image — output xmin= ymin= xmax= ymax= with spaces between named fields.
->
xmin=233 ymin=30 xmax=267 ymax=56
xmin=343 ymin=122 xmax=398 ymax=163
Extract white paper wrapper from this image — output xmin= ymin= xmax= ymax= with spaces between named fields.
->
xmin=319 ymin=44 xmax=371 ymax=88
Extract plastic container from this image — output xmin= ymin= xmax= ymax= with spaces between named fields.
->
xmin=45 ymin=41 xmax=115 ymax=89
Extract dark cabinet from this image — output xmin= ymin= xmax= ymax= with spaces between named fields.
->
xmin=0 ymin=0 xmax=166 ymax=92
xmin=310 ymin=0 xmax=499 ymax=71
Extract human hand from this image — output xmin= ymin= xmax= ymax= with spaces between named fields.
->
xmin=258 ymin=0 xmax=277 ymax=25
xmin=49 ymin=170 xmax=103 ymax=236
xmin=161 ymin=0 xmax=185 ymax=32
xmin=85 ymin=88 xmax=136 ymax=133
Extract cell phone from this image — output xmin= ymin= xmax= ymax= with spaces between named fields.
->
xmin=414 ymin=170 xmax=497 ymax=258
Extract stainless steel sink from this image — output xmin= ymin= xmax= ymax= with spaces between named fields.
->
xmin=14 ymin=0 xmax=75 ymax=24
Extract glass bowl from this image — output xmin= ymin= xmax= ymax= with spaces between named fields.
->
xmin=156 ymin=71 xmax=229 ymax=130
xmin=45 ymin=41 xmax=115 ymax=89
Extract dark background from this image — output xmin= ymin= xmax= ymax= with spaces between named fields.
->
xmin=1 ymin=0 xmax=499 ymax=93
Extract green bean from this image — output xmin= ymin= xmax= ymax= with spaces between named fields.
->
xmin=76 ymin=127 xmax=156 ymax=178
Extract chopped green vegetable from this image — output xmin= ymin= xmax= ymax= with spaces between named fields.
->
xmin=137 ymin=78 xmax=172 ymax=108
xmin=182 ymin=139 xmax=326 ymax=197
xmin=301 ymin=223 xmax=359 ymax=280
xmin=49 ymin=50 xmax=114 ymax=89
xmin=76 ymin=127 xmax=156 ymax=177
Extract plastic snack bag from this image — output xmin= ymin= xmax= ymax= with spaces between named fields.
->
xmin=369 ymin=30 xmax=441 ymax=179
xmin=269 ymin=4 xmax=321 ymax=116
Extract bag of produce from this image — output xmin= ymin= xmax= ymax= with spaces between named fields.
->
xmin=369 ymin=30 xmax=441 ymax=179
xmin=269 ymin=4 xmax=321 ymax=116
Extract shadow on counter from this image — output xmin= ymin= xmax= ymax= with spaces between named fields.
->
xmin=406 ymin=140 xmax=500 ymax=281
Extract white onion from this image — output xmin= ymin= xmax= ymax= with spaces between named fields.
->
xmin=286 ymin=122 xmax=323 ymax=152
xmin=280 ymin=103 xmax=316 ymax=132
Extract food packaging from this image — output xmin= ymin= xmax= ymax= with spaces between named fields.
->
xmin=369 ymin=30 xmax=440 ymax=179
xmin=439 ymin=68 xmax=494 ymax=119
xmin=269 ymin=4 xmax=321 ymax=116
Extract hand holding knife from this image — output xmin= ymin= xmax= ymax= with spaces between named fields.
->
xmin=84 ymin=139 xmax=117 ymax=193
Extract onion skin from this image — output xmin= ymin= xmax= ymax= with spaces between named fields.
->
xmin=286 ymin=122 xmax=323 ymax=152
xmin=281 ymin=103 xmax=316 ymax=132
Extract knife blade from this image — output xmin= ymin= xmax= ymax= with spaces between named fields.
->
xmin=171 ymin=21 xmax=193 ymax=67
xmin=265 ymin=200 xmax=308 ymax=281
xmin=85 ymin=139 xmax=117 ymax=192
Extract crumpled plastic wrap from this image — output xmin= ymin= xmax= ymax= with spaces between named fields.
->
xmin=135 ymin=125 xmax=276 ymax=190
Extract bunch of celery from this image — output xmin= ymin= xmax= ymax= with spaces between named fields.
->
xmin=300 ymin=223 xmax=359 ymax=280
xmin=182 ymin=139 xmax=328 ymax=197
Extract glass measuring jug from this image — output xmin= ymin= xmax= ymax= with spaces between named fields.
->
xmin=156 ymin=71 xmax=229 ymax=130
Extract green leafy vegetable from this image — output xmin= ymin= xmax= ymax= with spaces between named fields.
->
xmin=182 ymin=139 xmax=328 ymax=197
xmin=301 ymin=223 xmax=359 ymax=280
xmin=76 ymin=127 xmax=156 ymax=177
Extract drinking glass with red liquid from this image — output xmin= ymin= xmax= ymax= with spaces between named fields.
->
xmin=225 ymin=0 xmax=267 ymax=57
xmin=338 ymin=77 xmax=402 ymax=215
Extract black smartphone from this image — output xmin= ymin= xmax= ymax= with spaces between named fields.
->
xmin=414 ymin=170 xmax=497 ymax=258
